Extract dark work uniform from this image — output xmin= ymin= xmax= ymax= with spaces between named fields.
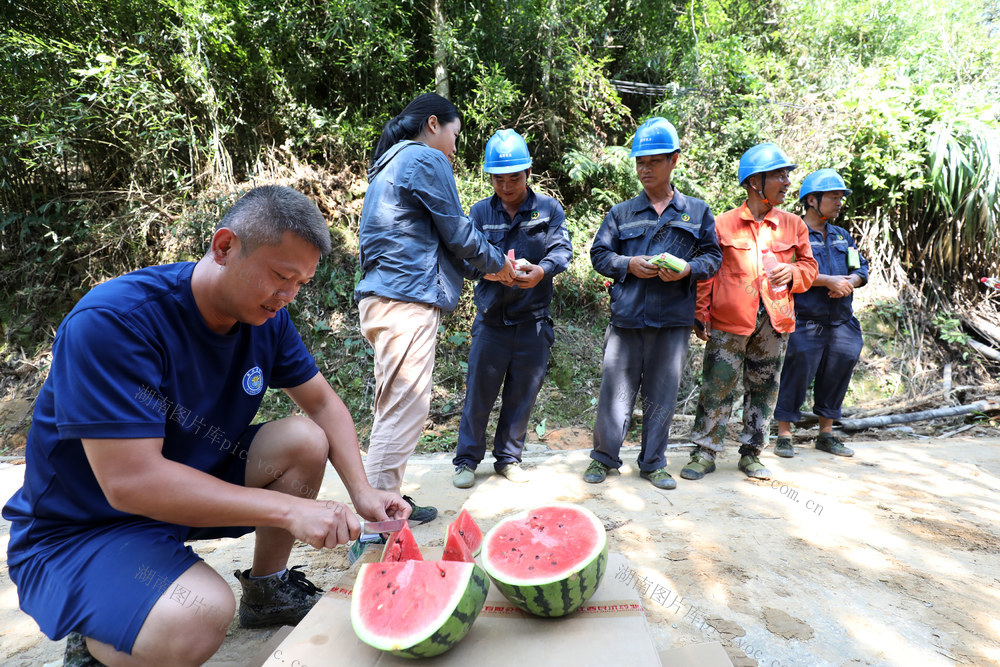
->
xmin=590 ymin=189 xmax=721 ymax=472
xmin=453 ymin=189 xmax=572 ymax=471
xmin=774 ymin=222 xmax=868 ymax=423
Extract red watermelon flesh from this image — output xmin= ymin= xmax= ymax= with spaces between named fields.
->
xmin=442 ymin=521 xmax=475 ymax=562
xmin=351 ymin=560 xmax=489 ymax=658
xmin=485 ymin=505 xmax=599 ymax=579
xmin=380 ymin=521 xmax=423 ymax=563
xmin=450 ymin=508 xmax=483 ymax=556
xmin=481 ymin=503 xmax=608 ymax=617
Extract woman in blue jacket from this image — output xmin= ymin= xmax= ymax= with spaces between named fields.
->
xmin=774 ymin=169 xmax=868 ymax=458
xmin=354 ymin=94 xmax=515 ymax=523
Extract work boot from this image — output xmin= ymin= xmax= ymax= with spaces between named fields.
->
xmin=774 ymin=436 xmax=795 ymax=458
xmin=453 ymin=465 xmax=475 ymax=489
xmin=680 ymin=450 xmax=716 ymax=480
xmin=640 ymin=467 xmax=677 ymax=490
xmin=738 ymin=447 xmax=771 ymax=480
xmin=816 ymin=433 xmax=854 ymax=457
xmin=234 ymin=566 xmax=322 ymax=628
xmin=64 ymin=632 xmax=103 ymax=667
xmin=497 ymin=462 xmax=529 ymax=483
xmin=583 ymin=460 xmax=610 ymax=484
xmin=403 ymin=495 xmax=437 ymax=524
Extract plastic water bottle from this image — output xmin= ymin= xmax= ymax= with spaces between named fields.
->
xmin=761 ymin=249 xmax=787 ymax=295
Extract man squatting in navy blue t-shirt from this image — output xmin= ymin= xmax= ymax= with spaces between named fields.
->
xmin=2 ymin=186 xmax=410 ymax=665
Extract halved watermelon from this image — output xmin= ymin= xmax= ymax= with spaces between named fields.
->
xmin=442 ymin=520 xmax=475 ymax=562
xmin=380 ymin=522 xmax=423 ymax=563
xmin=449 ymin=508 xmax=483 ymax=556
xmin=351 ymin=560 xmax=489 ymax=658
xmin=481 ymin=503 xmax=607 ymax=617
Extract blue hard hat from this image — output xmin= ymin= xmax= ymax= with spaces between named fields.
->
xmin=483 ymin=129 xmax=532 ymax=174
xmin=798 ymin=168 xmax=852 ymax=201
xmin=738 ymin=143 xmax=797 ymax=185
xmin=630 ymin=117 xmax=680 ymax=157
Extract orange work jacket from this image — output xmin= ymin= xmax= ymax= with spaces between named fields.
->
xmin=695 ymin=203 xmax=818 ymax=335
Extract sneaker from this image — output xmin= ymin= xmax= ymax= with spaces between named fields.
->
xmin=348 ymin=533 xmax=387 ymax=565
xmin=64 ymin=632 xmax=102 ymax=667
xmin=738 ymin=453 xmax=771 ymax=479
xmin=680 ymin=451 xmax=716 ymax=480
xmin=583 ymin=460 xmax=610 ymax=484
xmin=234 ymin=565 xmax=323 ymax=628
xmin=640 ymin=468 xmax=677 ymax=490
xmin=774 ymin=436 xmax=795 ymax=458
xmin=403 ymin=495 xmax=438 ymax=524
xmin=816 ymin=433 xmax=854 ymax=457
xmin=497 ymin=462 xmax=529 ymax=483
xmin=453 ymin=465 xmax=475 ymax=489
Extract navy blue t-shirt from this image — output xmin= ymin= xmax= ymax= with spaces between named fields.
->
xmin=3 ymin=263 xmax=318 ymax=563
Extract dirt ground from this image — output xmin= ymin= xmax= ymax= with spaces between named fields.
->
xmin=3 ymin=434 xmax=1000 ymax=666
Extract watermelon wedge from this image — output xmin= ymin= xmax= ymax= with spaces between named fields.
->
xmin=380 ymin=521 xmax=423 ymax=563
xmin=481 ymin=503 xmax=608 ymax=617
xmin=351 ymin=560 xmax=489 ymax=658
xmin=442 ymin=519 xmax=475 ymax=562
xmin=449 ymin=508 xmax=483 ymax=556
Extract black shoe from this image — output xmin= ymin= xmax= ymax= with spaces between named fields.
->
xmin=234 ymin=565 xmax=322 ymax=628
xmin=403 ymin=495 xmax=438 ymax=524
xmin=774 ymin=436 xmax=795 ymax=458
xmin=64 ymin=632 xmax=104 ymax=667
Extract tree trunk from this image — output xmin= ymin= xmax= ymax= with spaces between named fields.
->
xmin=431 ymin=0 xmax=450 ymax=98
xmin=838 ymin=398 xmax=1000 ymax=432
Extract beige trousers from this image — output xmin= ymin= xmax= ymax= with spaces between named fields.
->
xmin=359 ymin=296 xmax=441 ymax=494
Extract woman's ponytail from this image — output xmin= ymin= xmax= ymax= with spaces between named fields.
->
xmin=371 ymin=93 xmax=461 ymax=164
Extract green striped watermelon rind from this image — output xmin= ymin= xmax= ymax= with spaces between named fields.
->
xmin=481 ymin=503 xmax=609 ymax=618
xmin=351 ymin=561 xmax=490 ymax=659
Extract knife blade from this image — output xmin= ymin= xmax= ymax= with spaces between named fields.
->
xmin=359 ymin=518 xmax=410 ymax=535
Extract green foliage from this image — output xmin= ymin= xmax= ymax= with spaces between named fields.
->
xmin=3 ymin=0 xmax=1000 ymax=439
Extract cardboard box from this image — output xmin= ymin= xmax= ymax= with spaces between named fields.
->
xmin=263 ymin=552 xmax=660 ymax=666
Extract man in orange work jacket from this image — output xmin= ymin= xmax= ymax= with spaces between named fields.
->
xmin=680 ymin=143 xmax=818 ymax=481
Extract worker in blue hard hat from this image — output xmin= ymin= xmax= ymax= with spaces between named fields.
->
xmin=584 ymin=117 xmax=722 ymax=490
xmin=774 ymin=169 xmax=868 ymax=458
xmin=683 ymin=142 xmax=818 ymax=482
xmin=451 ymin=129 xmax=572 ymax=489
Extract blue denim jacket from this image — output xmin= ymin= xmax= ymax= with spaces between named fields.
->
xmin=591 ymin=189 xmax=721 ymax=328
xmin=354 ymin=141 xmax=505 ymax=312
xmin=794 ymin=222 xmax=869 ymax=325
xmin=464 ymin=189 xmax=572 ymax=325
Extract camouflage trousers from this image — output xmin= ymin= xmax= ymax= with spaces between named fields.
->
xmin=691 ymin=306 xmax=788 ymax=453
